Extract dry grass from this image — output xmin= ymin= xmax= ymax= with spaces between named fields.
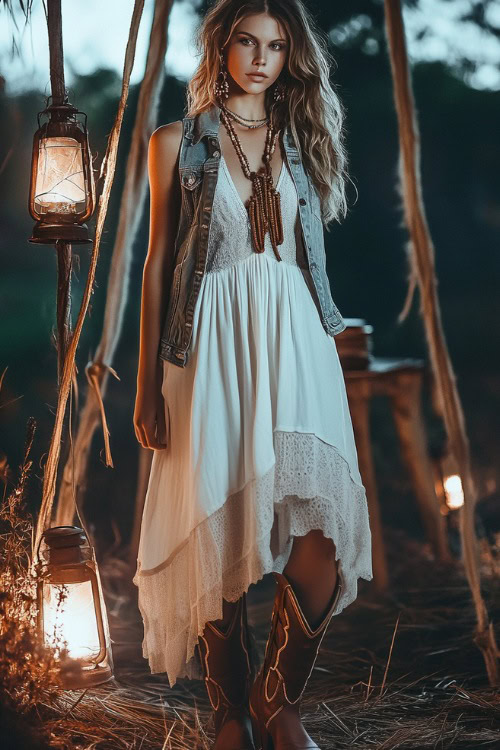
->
xmin=1 ymin=417 xmax=499 ymax=748
xmin=0 ymin=413 xmax=85 ymax=749
xmin=0 ymin=416 xmax=61 ymax=744
xmin=25 ymin=531 xmax=499 ymax=750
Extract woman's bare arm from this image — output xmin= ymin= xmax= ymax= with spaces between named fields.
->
xmin=134 ymin=120 xmax=183 ymax=450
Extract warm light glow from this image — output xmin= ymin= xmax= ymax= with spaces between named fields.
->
xmin=444 ymin=473 xmax=464 ymax=509
xmin=43 ymin=581 xmax=101 ymax=662
xmin=34 ymin=136 xmax=86 ymax=214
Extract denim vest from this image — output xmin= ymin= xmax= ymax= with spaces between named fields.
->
xmin=159 ymin=103 xmax=346 ymax=367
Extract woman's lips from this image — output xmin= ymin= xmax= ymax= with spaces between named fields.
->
xmin=246 ymin=73 xmax=268 ymax=80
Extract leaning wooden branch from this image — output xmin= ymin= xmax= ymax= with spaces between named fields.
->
xmin=32 ymin=0 xmax=146 ymax=559
xmin=54 ymin=0 xmax=173 ymax=527
xmin=383 ymin=0 xmax=499 ymax=685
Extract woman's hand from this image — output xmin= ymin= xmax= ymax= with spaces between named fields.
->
xmin=133 ymin=383 xmax=167 ymax=451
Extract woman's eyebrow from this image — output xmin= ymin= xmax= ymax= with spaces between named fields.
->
xmin=235 ymin=30 xmax=287 ymax=43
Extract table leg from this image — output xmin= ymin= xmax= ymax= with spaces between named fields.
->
xmin=389 ymin=373 xmax=451 ymax=562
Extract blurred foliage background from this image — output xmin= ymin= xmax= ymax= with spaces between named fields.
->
xmin=0 ymin=0 xmax=499 ymax=549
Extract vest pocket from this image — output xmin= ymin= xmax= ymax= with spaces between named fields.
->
xmin=180 ymin=170 xmax=203 ymax=227
xmin=181 ymin=170 xmax=203 ymax=191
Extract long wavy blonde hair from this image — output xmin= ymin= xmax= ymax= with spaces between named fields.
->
xmin=186 ymin=0 xmax=351 ymax=228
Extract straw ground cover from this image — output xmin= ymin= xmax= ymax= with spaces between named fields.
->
xmin=1 ymin=413 xmax=499 ymax=749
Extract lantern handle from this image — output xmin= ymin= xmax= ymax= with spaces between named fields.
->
xmin=74 ymin=505 xmax=97 ymax=562
xmin=34 ymin=533 xmax=45 ymax=570
xmin=37 ymin=101 xmax=88 ymax=131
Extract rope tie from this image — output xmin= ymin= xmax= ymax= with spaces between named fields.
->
xmin=85 ymin=361 xmax=121 ymax=468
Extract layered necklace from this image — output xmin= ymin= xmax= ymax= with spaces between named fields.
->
xmin=219 ymin=102 xmax=284 ymax=261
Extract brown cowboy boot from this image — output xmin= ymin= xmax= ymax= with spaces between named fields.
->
xmin=197 ymin=592 xmax=258 ymax=749
xmin=249 ymin=571 xmax=342 ymax=750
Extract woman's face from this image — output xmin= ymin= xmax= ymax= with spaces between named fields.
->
xmin=224 ymin=13 xmax=288 ymax=96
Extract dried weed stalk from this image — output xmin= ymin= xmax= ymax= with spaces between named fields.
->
xmin=0 ymin=416 xmax=61 ymax=718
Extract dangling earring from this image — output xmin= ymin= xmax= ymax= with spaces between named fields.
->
xmin=214 ymin=49 xmax=229 ymax=102
xmin=273 ymin=80 xmax=286 ymax=103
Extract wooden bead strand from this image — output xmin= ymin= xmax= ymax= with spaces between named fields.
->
xmin=220 ymin=106 xmax=284 ymax=261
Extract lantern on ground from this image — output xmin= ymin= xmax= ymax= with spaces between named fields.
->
xmin=28 ymin=99 xmax=95 ymax=245
xmin=35 ymin=526 xmax=113 ymax=689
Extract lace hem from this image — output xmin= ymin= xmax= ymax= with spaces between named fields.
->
xmin=133 ymin=430 xmax=373 ymax=688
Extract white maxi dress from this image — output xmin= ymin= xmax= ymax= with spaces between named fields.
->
xmin=133 ymin=154 xmax=373 ymax=689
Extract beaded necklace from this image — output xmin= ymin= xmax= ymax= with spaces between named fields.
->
xmin=219 ymin=105 xmax=284 ymax=261
xmin=223 ymin=105 xmax=268 ymax=129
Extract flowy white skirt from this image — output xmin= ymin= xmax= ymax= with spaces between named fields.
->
xmin=133 ymin=250 xmax=373 ymax=689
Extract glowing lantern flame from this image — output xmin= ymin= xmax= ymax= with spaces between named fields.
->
xmin=43 ymin=580 xmax=102 ymax=661
xmin=34 ymin=137 xmax=86 ymax=215
xmin=443 ymin=474 xmax=464 ymax=510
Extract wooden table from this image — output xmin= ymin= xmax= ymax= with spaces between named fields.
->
xmin=343 ymin=357 xmax=452 ymax=590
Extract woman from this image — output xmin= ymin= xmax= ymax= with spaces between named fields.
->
xmin=133 ymin=1 xmax=372 ymax=748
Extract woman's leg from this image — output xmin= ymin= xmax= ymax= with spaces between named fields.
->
xmin=283 ymin=529 xmax=339 ymax=629
xmin=210 ymin=528 xmax=338 ymax=632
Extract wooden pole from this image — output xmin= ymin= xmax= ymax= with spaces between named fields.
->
xmin=55 ymin=240 xmax=72 ymax=386
xmin=47 ymin=0 xmax=73 ymax=385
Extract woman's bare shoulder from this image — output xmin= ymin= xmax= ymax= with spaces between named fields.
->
xmin=149 ymin=121 xmax=183 ymax=162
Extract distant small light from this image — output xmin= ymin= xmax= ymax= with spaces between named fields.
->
xmin=444 ymin=474 xmax=464 ymax=510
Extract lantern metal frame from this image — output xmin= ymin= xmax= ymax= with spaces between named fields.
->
xmin=28 ymin=99 xmax=95 ymax=245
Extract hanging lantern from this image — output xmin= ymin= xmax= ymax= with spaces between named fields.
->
xmin=35 ymin=526 xmax=113 ymax=689
xmin=28 ymin=100 xmax=95 ymax=245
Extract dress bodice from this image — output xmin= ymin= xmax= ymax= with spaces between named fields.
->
xmin=205 ymin=154 xmax=309 ymax=274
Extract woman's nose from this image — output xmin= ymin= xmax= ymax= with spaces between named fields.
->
xmin=253 ymin=47 xmax=266 ymax=65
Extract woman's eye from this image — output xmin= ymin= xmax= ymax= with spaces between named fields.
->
xmin=239 ymin=38 xmax=286 ymax=51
